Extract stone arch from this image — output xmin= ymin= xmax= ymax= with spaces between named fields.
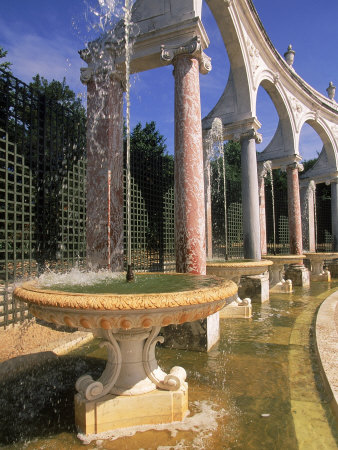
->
xmin=202 ymin=0 xmax=252 ymax=128
xmin=255 ymin=76 xmax=295 ymax=162
xmin=298 ymin=113 xmax=338 ymax=170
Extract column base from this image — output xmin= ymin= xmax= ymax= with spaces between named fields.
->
xmin=238 ymin=273 xmax=270 ymax=303
xmin=75 ymin=387 xmax=188 ymax=435
xmin=160 ymin=313 xmax=219 ymax=352
xmin=285 ymin=264 xmax=310 ymax=287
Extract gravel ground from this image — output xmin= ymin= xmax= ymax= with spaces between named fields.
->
xmin=0 ymin=319 xmax=90 ymax=363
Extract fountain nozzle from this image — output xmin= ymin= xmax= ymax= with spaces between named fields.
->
xmin=126 ymin=264 xmax=135 ymax=282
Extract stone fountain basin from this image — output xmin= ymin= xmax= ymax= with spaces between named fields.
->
xmin=13 ymin=273 xmax=237 ymax=331
xmin=304 ymin=252 xmax=338 ymax=261
xmin=206 ymin=259 xmax=273 ymax=281
xmin=262 ymin=255 xmax=305 ymax=265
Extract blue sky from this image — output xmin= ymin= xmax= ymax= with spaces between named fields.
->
xmin=1 ymin=0 xmax=337 ymax=160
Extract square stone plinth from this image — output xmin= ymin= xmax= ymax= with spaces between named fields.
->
xmin=75 ymin=387 xmax=188 ymax=435
xmin=160 ymin=313 xmax=219 ymax=352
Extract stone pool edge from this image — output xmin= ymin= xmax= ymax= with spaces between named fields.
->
xmin=315 ymin=290 xmax=338 ymax=419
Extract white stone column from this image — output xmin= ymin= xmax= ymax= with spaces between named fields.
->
xmin=257 ymin=161 xmax=271 ymax=256
xmin=240 ymin=129 xmax=262 ymax=260
xmin=300 ymin=180 xmax=316 ymax=252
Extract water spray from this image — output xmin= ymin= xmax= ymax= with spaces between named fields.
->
xmin=107 ymin=169 xmax=111 ymax=270
xmin=124 ymin=0 xmax=134 ymax=282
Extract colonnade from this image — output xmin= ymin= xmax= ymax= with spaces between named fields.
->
xmin=79 ymin=0 xmax=338 ymax=285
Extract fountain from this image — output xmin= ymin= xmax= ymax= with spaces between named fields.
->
xmin=305 ymin=252 xmax=338 ymax=281
xmin=206 ymin=259 xmax=272 ymax=317
xmin=13 ymin=0 xmax=238 ymax=437
xmin=13 ymin=273 xmax=236 ymax=434
xmin=203 ymin=119 xmax=273 ymax=315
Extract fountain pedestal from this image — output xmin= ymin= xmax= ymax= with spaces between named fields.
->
xmin=75 ymin=326 xmax=188 ymax=434
xmin=206 ymin=260 xmax=272 ymax=317
xmin=305 ymin=253 xmax=338 ymax=281
xmin=262 ymin=256 xmax=298 ymax=293
xmin=13 ymin=274 xmax=237 ymax=436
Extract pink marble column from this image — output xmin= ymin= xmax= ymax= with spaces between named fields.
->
xmin=286 ymin=162 xmax=303 ymax=255
xmin=85 ymin=74 xmax=124 ymax=270
xmin=174 ymin=55 xmax=206 ymax=275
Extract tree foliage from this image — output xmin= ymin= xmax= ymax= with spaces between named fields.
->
xmin=126 ymin=121 xmax=174 ymax=256
xmin=129 ymin=120 xmax=173 ymax=192
xmin=0 ymin=46 xmax=12 ymax=73
xmin=29 ymin=74 xmax=85 ymax=117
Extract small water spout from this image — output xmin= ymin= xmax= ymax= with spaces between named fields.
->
xmin=268 ymin=164 xmax=276 ymax=255
xmin=126 ymin=264 xmax=134 ymax=281
xmin=207 ymin=118 xmax=228 ymax=259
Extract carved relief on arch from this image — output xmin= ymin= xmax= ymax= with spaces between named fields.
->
xmin=332 ymin=125 xmax=338 ymax=140
xmin=243 ymin=30 xmax=263 ymax=90
xmin=288 ymin=95 xmax=303 ymax=132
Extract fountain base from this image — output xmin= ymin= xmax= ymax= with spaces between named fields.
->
xmin=73 ymin=326 xmax=189 ymax=435
xmin=75 ymin=386 xmax=188 ymax=435
xmin=219 ymin=299 xmax=252 ymax=319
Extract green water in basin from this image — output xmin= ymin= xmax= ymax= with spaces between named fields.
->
xmin=1 ymin=282 xmax=337 ymax=448
xmin=207 ymin=259 xmax=260 ymax=263
xmin=38 ymin=273 xmax=219 ymax=294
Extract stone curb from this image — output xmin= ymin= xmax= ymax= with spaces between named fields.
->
xmin=315 ymin=291 xmax=338 ymax=418
xmin=0 ymin=332 xmax=94 ymax=382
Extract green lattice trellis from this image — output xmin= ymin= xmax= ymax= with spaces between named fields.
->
xmin=278 ymin=216 xmax=290 ymax=254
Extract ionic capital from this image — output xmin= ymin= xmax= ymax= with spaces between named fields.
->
xmin=236 ymin=129 xmax=262 ymax=144
xmin=161 ymin=36 xmax=212 ymax=75
xmin=326 ymin=178 xmax=338 ymax=186
xmin=308 ymin=180 xmax=316 ymax=192
xmin=80 ymin=67 xmax=94 ymax=84
xmin=80 ymin=66 xmax=125 ymax=90
xmin=79 ymin=37 xmax=125 ymax=89
xmin=285 ymin=162 xmax=304 ymax=173
xmin=258 ymin=160 xmax=272 ymax=179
